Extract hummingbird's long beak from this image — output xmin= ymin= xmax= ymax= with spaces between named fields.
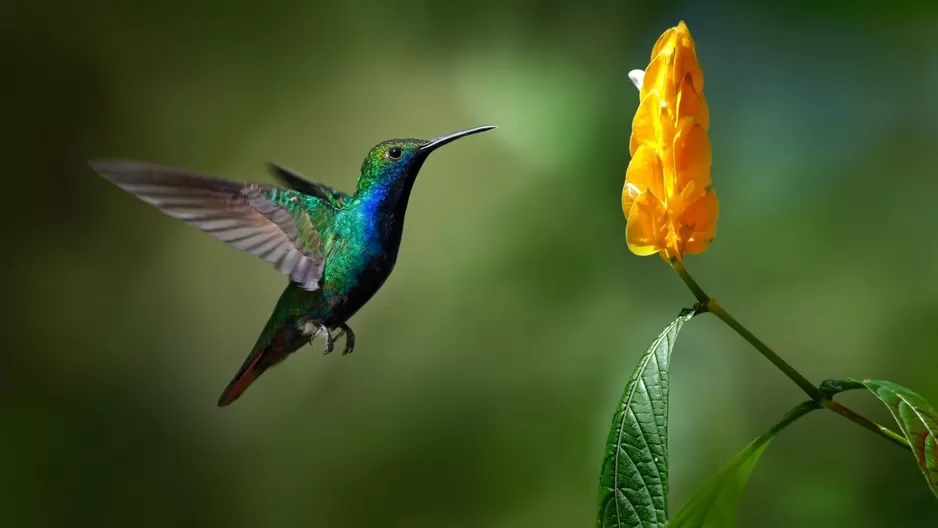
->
xmin=419 ymin=125 xmax=496 ymax=154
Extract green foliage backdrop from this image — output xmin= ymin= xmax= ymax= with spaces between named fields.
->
xmin=2 ymin=1 xmax=937 ymax=526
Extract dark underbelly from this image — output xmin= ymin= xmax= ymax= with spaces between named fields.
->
xmin=323 ymin=258 xmax=395 ymax=327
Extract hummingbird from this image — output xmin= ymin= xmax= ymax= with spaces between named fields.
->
xmin=90 ymin=125 xmax=495 ymax=406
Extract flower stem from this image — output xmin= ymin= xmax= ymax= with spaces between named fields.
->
xmin=706 ymin=299 xmax=825 ymax=401
xmin=668 ymin=257 xmax=911 ymax=451
xmin=671 ymin=256 xmax=709 ymax=304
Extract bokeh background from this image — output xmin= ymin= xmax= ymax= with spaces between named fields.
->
xmin=3 ymin=0 xmax=937 ymax=526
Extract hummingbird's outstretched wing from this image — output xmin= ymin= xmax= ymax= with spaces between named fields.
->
xmin=90 ymin=160 xmax=335 ymax=292
xmin=267 ymin=163 xmax=350 ymax=207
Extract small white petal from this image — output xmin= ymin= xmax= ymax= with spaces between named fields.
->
xmin=625 ymin=182 xmax=642 ymax=200
xmin=628 ymin=69 xmax=645 ymax=91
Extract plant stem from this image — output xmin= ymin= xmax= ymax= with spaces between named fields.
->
xmin=824 ymin=400 xmax=911 ymax=449
xmin=770 ymin=400 xmax=822 ymax=436
xmin=669 ymin=257 xmax=911 ymax=451
xmin=671 ymin=256 xmax=709 ymax=304
xmin=706 ymin=299 xmax=824 ymax=401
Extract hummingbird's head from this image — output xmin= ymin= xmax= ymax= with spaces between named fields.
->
xmin=356 ymin=125 xmax=496 ymax=196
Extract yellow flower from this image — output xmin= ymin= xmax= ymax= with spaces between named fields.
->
xmin=622 ymin=21 xmax=719 ymax=260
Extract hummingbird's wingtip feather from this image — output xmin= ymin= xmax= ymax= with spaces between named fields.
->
xmin=88 ymin=160 xmax=126 ymax=184
xmin=88 ymin=159 xmax=153 ymax=184
xmin=88 ymin=159 xmax=116 ymax=174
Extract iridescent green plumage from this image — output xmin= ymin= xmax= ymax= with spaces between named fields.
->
xmin=90 ymin=125 xmax=494 ymax=406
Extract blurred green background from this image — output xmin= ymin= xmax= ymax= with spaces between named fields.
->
xmin=3 ymin=0 xmax=937 ymax=526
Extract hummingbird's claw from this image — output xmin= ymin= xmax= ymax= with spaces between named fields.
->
xmin=335 ymin=323 xmax=356 ymax=355
xmin=312 ymin=324 xmax=335 ymax=354
xmin=304 ymin=322 xmax=351 ymax=355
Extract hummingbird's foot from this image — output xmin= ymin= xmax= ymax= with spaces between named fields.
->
xmin=333 ymin=324 xmax=356 ymax=355
xmin=312 ymin=324 xmax=335 ymax=354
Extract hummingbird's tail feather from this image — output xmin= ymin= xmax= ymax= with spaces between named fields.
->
xmin=217 ymin=321 xmax=306 ymax=407
xmin=216 ymin=349 xmax=266 ymax=407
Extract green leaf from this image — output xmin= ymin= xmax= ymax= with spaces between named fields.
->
xmin=669 ymin=401 xmax=819 ymax=527
xmin=832 ymin=379 xmax=938 ymax=497
xmin=818 ymin=378 xmax=864 ymax=398
xmin=597 ymin=308 xmax=695 ymax=528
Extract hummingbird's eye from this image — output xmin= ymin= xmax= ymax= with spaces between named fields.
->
xmin=387 ymin=147 xmax=402 ymax=160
